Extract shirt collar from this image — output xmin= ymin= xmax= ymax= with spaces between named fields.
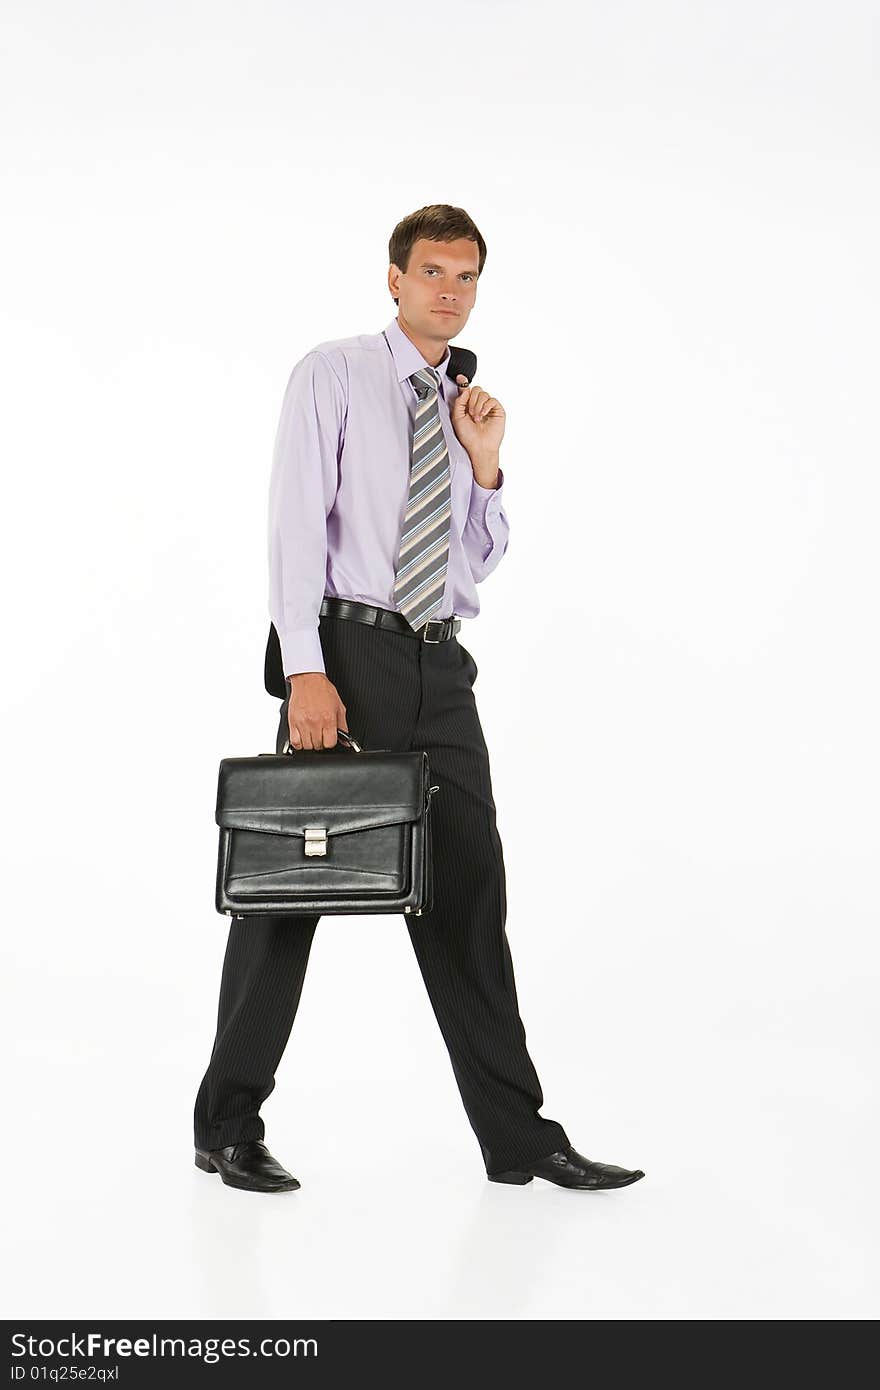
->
xmin=383 ymin=315 xmax=452 ymax=397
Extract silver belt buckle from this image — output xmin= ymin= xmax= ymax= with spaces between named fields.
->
xmin=421 ymin=618 xmax=445 ymax=643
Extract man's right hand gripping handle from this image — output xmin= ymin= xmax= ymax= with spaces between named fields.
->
xmin=286 ymin=673 xmax=349 ymax=750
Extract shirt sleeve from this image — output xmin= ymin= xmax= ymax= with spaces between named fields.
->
xmin=461 ymin=465 xmax=510 ymax=583
xmin=267 ymin=351 xmax=345 ymax=679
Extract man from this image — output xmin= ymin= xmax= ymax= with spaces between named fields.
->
xmin=193 ymin=204 xmax=645 ymax=1195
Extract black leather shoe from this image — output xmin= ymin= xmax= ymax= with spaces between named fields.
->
xmin=489 ymin=1145 xmax=645 ymax=1190
xmin=194 ymin=1139 xmax=300 ymax=1192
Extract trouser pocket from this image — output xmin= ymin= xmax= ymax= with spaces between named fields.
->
xmin=458 ymin=643 xmax=478 ymax=684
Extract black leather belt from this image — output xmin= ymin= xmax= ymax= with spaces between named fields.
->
xmin=319 ymin=596 xmax=461 ymax=643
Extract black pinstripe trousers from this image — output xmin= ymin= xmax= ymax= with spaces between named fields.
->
xmin=194 ymin=611 xmax=570 ymax=1175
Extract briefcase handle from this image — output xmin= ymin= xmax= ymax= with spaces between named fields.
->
xmin=281 ymin=729 xmax=363 ymax=754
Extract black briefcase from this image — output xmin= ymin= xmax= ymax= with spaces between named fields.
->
xmin=215 ymin=729 xmax=439 ymax=919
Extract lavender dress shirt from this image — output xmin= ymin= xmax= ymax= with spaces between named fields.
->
xmin=267 ymin=314 xmax=510 ymax=678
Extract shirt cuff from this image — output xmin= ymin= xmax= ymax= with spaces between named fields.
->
xmin=467 ymin=467 xmax=505 ymax=552
xmin=469 ymin=464 xmax=504 ymax=511
xmin=279 ymin=625 xmax=326 ymax=680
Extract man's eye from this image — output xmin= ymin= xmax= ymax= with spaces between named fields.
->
xmin=423 ymin=268 xmax=474 ymax=280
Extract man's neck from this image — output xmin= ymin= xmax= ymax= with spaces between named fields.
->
xmin=396 ymin=314 xmax=448 ymax=369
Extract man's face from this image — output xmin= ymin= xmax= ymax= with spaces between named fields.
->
xmin=389 ymin=237 xmax=480 ymax=341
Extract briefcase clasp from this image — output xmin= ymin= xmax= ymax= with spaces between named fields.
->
xmin=304 ymin=826 xmax=328 ymax=856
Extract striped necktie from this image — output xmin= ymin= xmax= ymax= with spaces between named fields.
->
xmin=392 ymin=365 xmax=451 ymax=630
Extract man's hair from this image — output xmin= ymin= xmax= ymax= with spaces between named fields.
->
xmin=388 ymin=204 xmax=487 ymax=306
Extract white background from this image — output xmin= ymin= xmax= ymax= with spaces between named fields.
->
xmin=1 ymin=0 xmax=877 ymax=1320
